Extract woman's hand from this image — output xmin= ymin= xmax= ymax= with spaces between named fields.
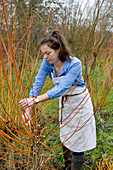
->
xmin=22 ymin=107 xmax=32 ymax=123
xmin=19 ymin=97 xmax=35 ymax=109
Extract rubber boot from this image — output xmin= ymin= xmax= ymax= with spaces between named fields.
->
xmin=71 ymin=154 xmax=84 ymax=170
xmin=62 ymin=145 xmax=72 ymax=170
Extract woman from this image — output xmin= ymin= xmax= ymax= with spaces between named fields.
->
xmin=19 ymin=30 xmax=96 ymax=170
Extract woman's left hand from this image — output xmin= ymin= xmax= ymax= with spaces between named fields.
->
xmin=19 ymin=97 xmax=35 ymax=109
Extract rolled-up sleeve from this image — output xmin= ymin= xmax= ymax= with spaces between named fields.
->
xmin=29 ymin=59 xmax=48 ymax=97
xmin=47 ymin=62 xmax=81 ymax=99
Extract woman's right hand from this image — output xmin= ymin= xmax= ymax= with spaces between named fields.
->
xmin=19 ymin=97 xmax=35 ymax=109
xmin=22 ymin=107 xmax=32 ymax=123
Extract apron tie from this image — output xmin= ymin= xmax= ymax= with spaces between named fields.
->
xmin=61 ymin=88 xmax=86 ymax=124
xmin=64 ymin=88 xmax=86 ymax=98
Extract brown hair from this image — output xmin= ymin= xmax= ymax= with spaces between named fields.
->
xmin=40 ymin=30 xmax=72 ymax=62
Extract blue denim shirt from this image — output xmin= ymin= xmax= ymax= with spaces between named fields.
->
xmin=29 ymin=56 xmax=86 ymax=99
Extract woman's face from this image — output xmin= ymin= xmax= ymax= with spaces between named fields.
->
xmin=41 ymin=44 xmax=60 ymax=65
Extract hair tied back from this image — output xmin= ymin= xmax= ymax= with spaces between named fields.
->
xmin=52 ymin=30 xmax=59 ymax=39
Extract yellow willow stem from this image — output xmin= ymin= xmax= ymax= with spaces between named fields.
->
xmin=2 ymin=0 xmax=19 ymax=84
xmin=0 ymin=42 xmax=3 ymax=120
xmin=81 ymin=0 xmax=113 ymax=81
xmin=0 ymin=131 xmax=31 ymax=156
xmin=13 ymin=1 xmax=17 ymax=55
xmin=83 ymin=26 xmax=87 ymax=67
xmin=6 ymin=0 xmax=12 ymax=124
xmin=88 ymin=67 xmax=95 ymax=109
xmin=21 ymin=15 xmax=52 ymax=99
xmin=0 ymin=140 xmax=23 ymax=159
xmin=24 ymin=9 xmax=52 ymax=97
xmin=7 ymin=41 xmax=12 ymax=122
xmin=29 ymin=97 xmax=56 ymax=131
xmin=22 ymin=54 xmax=40 ymax=100
xmin=44 ymin=146 xmax=64 ymax=164
xmin=0 ymin=119 xmax=32 ymax=147
xmin=0 ymin=153 xmax=31 ymax=164
xmin=98 ymin=45 xmax=112 ymax=108
xmin=0 ymin=151 xmax=32 ymax=156
xmin=18 ymin=30 xmax=31 ymax=93
xmin=12 ymin=1 xmax=18 ymax=117
xmin=0 ymin=141 xmax=32 ymax=155
xmin=0 ymin=151 xmax=21 ymax=155
xmin=98 ymin=61 xmax=105 ymax=104
xmin=100 ymin=88 xmax=112 ymax=109
xmin=0 ymin=130 xmax=30 ymax=150
xmin=1 ymin=162 xmax=32 ymax=170
xmin=0 ymin=51 xmax=33 ymax=138
xmin=0 ymin=95 xmax=33 ymax=141
xmin=0 ymin=106 xmax=33 ymax=144
xmin=24 ymin=38 xmax=31 ymax=97
xmin=44 ymin=7 xmax=51 ymax=36
xmin=22 ymin=17 xmax=51 ymax=98
xmin=0 ymin=139 xmax=13 ymax=150
xmin=41 ymin=74 xmax=53 ymax=95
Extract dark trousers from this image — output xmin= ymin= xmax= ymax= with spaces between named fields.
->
xmin=62 ymin=145 xmax=84 ymax=170
xmin=62 ymin=145 xmax=72 ymax=168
